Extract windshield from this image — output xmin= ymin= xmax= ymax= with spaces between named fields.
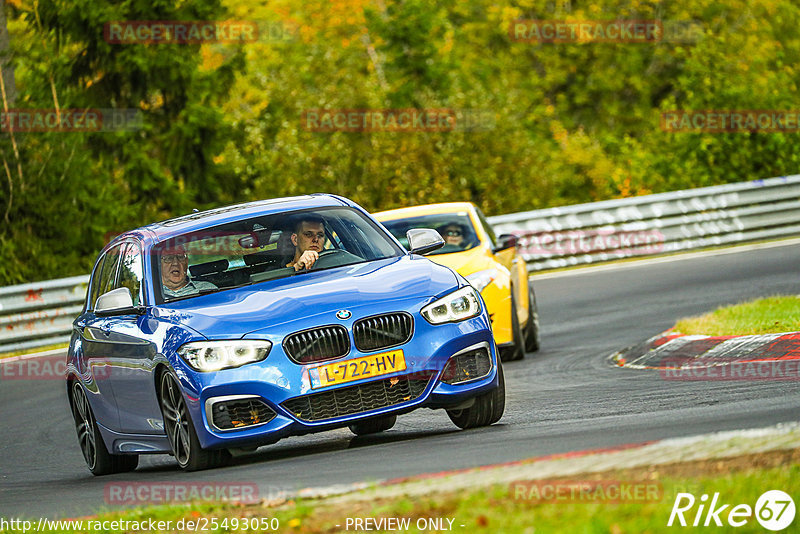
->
xmin=153 ymin=207 xmax=404 ymax=303
xmin=381 ymin=212 xmax=479 ymax=255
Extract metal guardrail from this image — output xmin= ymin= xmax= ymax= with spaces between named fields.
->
xmin=2 ymin=175 xmax=799 ymax=353
xmin=0 ymin=275 xmax=88 ymax=353
xmin=488 ymin=174 xmax=800 ymax=272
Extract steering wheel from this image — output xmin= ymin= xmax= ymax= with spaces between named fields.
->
xmin=307 ymin=248 xmax=345 ymax=270
xmin=438 ymin=243 xmax=463 ymax=254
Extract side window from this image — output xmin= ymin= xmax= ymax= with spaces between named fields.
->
xmin=326 ymin=227 xmax=344 ymax=251
xmin=118 ymin=242 xmax=144 ymax=306
xmin=88 ymin=255 xmax=106 ymax=310
xmin=475 ymin=209 xmax=497 ymax=248
xmin=93 ymin=244 xmax=123 ymax=309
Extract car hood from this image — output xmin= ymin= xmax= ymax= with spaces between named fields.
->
xmin=154 ymin=256 xmax=458 ymax=340
xmin=424 ymin=245 xmax=497 ymax=277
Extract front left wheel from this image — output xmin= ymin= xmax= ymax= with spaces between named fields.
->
xmin=71 ymin=382 xmax=138 ymax=476
xmin=446 ymin=362 xmax=505 ymax=429
xmin=158 ymin=371 xmax=228 ymax=471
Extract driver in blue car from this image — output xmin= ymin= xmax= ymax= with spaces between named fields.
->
xmin=160 ymin=245 xmax=217 ymax=298
xmin=286 ymin=215 xmax=327 ymax=271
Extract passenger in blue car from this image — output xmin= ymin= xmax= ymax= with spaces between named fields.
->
xmin=160 ymin=245 xmax=217 ymax=298
xmin=286 ymin=215 xmax=326 ymax=271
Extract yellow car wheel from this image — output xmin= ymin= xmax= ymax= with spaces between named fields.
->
xmin=499 ymin=290 xmax=525 ymax=362
xmin=523 ymin=286 xmax=541 ymax=353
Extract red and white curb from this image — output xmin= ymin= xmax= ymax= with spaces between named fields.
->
xmin=610 ymin=331 xmax=800 ymax=370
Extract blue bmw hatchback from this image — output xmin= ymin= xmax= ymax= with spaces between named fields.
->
xmin=67 ymin=194 xmax=504 ymax=474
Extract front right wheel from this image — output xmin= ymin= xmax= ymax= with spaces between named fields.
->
xmin=349 ymin=414 xmax=397 ymax=436
xmin=446 ymin=362 xmax=505 ymax=429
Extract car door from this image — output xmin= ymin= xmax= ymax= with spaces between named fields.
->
xmin=76 ymin=243 xmax=125 ymax=430
xmin=99 ymin=241 xmax=163 ymax=434
xmin=475 ymin=207 xmax=530 ymax=323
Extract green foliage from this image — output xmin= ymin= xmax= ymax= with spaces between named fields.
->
xmin=0 ymin=0 xmax=240 ymax=284
xmin=3 ymin=0 xmax=800 ymax=284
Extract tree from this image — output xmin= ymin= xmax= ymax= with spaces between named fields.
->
xmin=0 ymin=0 xmax=242 ymax=284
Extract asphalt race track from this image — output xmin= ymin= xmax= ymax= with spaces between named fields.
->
xmin=2 ymin=243 xmax=799 ymax=519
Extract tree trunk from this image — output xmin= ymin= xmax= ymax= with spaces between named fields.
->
xmin=0 ymin=0 xmax=16 ymax=106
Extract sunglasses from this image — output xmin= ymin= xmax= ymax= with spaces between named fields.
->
xmin=444 ymin=230 xmax=462 ymax=237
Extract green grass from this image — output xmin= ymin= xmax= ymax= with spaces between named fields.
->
xmin=358 ymin=468 xmax=799 ymax=534
xmin=9 ymin=456 xmax=798 ymax=533
xmin=674 ymin=295 xmax=800 ymax=336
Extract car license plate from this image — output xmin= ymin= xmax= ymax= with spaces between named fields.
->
xmin=310 ymin=350 xmax=406 ymax=389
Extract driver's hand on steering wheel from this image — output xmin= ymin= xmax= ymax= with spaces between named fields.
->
xmin=293 ymin=250 xmax=319 ymax=271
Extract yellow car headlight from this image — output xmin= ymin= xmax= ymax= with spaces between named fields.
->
xmin=465 ymin=268 xmax=499 ymax=293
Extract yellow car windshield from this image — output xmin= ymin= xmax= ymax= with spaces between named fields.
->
xmin=381 ymin=212 xmax=479 ymax=255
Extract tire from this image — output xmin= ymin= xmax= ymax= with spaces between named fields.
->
xmin=158 ymin=371 xmax=228 ymax=471
xmin=70 ymin=382 xmax=139 ymax=476
xmin=523 ymin=285 xmax=541 ymax=353
xmin=348 ymin=414 xmax=397 ymax=436
xmin=446 ymin=362 xmax=505 ymax=429
xmin=499 ymin=290 xmax=525 ymax=362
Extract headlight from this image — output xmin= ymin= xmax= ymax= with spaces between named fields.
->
xmin=465 ymin=269 xmax=499 ymax=293
xmin=177 ymin=340 xmax=271 ymax=372
xmin=421 ymin=286 xmax=482 ymax=324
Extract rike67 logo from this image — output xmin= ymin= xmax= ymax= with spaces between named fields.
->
xmin=668 ymin=490 xmax=795 ymax=531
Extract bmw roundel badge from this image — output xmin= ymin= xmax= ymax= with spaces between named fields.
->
xmin=336 ymin=309 xmax=352 ymax=320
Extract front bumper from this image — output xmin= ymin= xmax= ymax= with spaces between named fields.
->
xmin=175 ymin=311 xmax=498 ymax=450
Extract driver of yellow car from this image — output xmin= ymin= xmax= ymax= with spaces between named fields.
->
xmin=439 ymin=223 xmax=468 ymax=249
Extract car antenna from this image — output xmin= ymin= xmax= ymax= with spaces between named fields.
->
xmin=192 ymin=208 xmax=199 ymax=213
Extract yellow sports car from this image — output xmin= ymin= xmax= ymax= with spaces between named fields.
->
xmin=375 ymin=202 xmax=539 ymax=360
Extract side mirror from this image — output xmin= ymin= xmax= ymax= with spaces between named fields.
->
xmin=238 ymin=233 xmax=259 ymax=249
xmin=95 ymin=287 xmax=143 ymax=316
xmin=494 ymin=233 xmax=518 ymax=252
xmin=407 ymin=228 xmax=445 ymax=255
